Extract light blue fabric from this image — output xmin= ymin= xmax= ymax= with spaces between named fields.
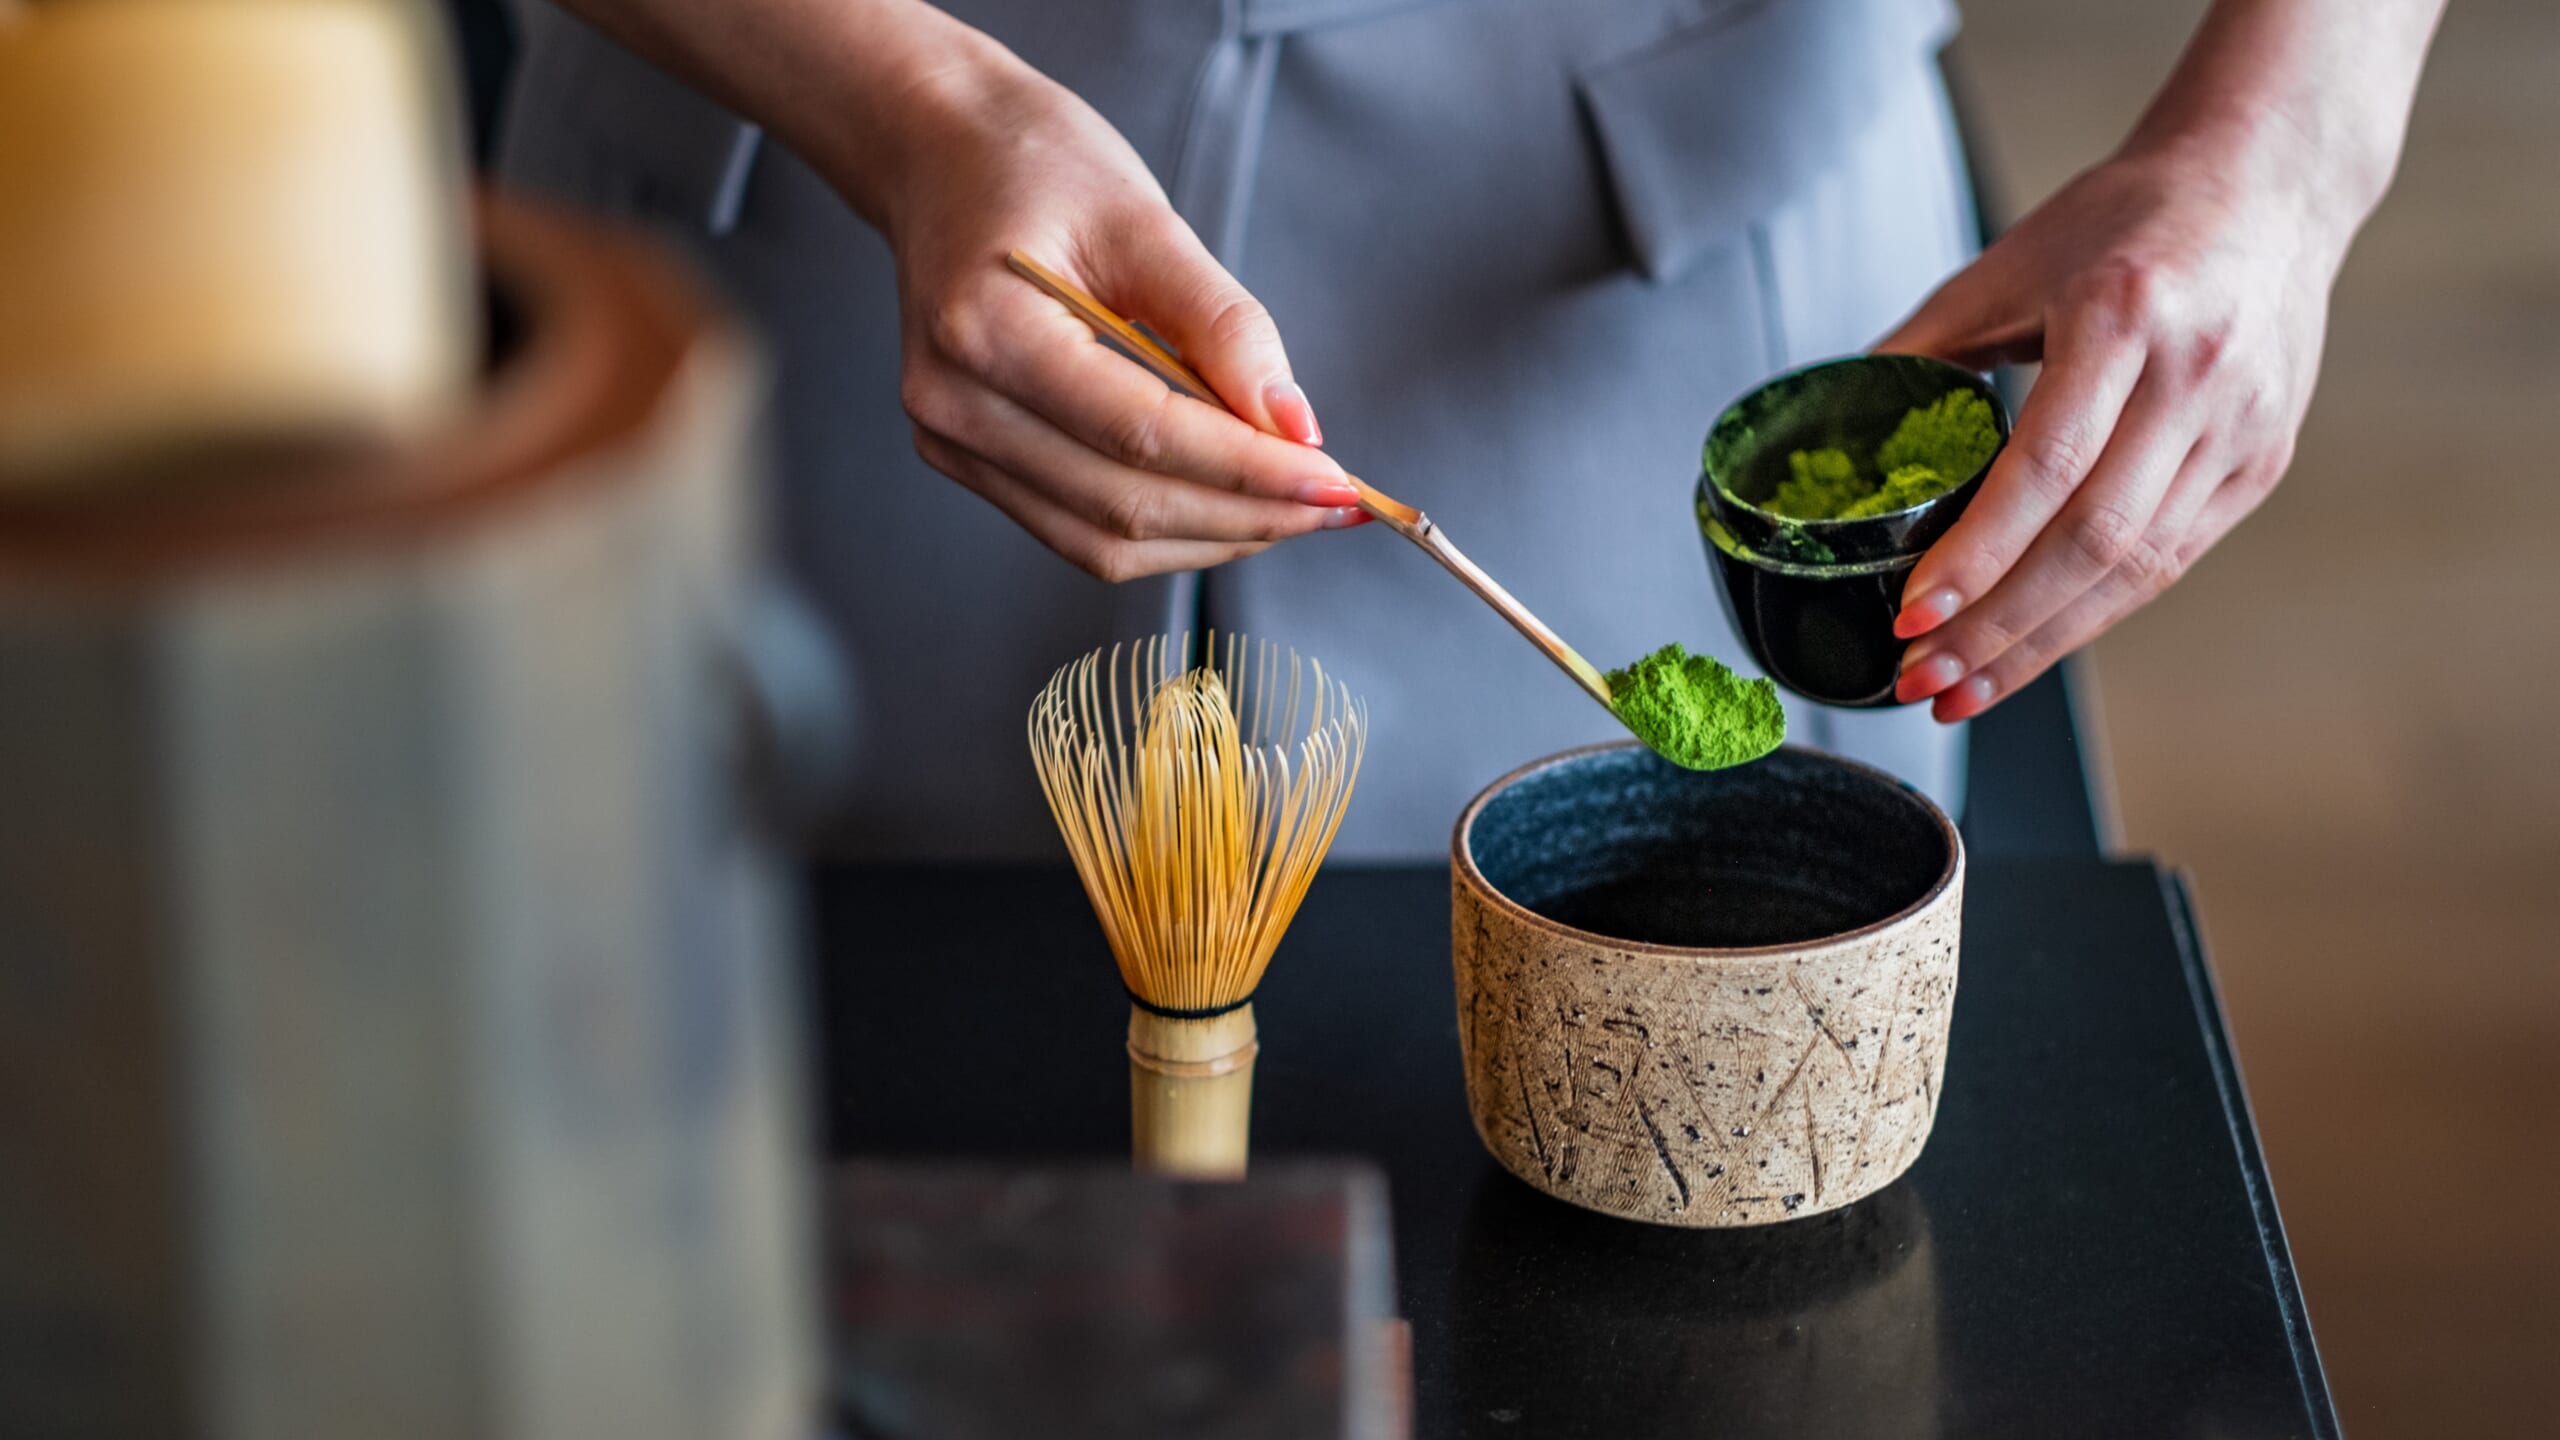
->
xmin=499 ymin=0 xmax=1980 ymax=860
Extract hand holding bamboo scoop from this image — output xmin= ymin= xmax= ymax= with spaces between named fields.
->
xmin=1007 ymin=250 xmax=1616 ymax=712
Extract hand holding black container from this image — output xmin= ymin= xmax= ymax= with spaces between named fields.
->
xmin=1696 ymin=355 xmax=2010 ymax=707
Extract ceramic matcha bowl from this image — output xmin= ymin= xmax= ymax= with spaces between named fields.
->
xmin=1450 ymin=742 xmax=1962 ymax=1227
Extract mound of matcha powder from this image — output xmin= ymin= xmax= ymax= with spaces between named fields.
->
xmin=1607 ymin=643 xmax=1785 ymax=771
xmin=1771 ymin=447 xmax=1867 ymax=520
xmin=1761 ymin=389 xmax=2001 ymax=521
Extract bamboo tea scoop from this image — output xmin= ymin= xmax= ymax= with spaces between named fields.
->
xmin=1007 ymin=250 xmax=1615 ymax=712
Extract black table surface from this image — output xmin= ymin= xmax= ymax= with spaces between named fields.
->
xmin=811 ymin=859 xmax=2336 ymax=1440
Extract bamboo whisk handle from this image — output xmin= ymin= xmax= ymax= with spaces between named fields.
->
xmin=1127 ymin=1003 xmax=1258 ymax=1180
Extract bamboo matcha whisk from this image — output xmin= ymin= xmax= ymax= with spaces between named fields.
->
xmin=1029 ymin=633 xmax=1367 ymax=1178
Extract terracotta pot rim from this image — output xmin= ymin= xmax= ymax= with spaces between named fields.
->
xmin=0 ymin=190 xmax=740 ymax=586
xmin=1450 ymin=739 xmax=1965 ymax=962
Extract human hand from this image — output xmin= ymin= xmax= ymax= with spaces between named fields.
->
xmin=851 ymin=46 xmax=1360 ymax=581
xmin=1877 ymin=130 xmax=2351 ymax=720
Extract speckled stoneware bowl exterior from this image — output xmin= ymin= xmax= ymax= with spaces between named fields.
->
xmin=1451 ymin=742 xmax=1963 ymax=1227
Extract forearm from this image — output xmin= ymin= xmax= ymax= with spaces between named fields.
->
xmin=545 ymin=0 xmax=1025 ymax=228
xmin=2127 ymin=0 xmax=2447 ymax=252
xmin=1880 ymin=0 xmax=2448 ymax=718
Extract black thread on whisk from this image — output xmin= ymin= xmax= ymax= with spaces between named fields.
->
xmin=1125 ymin=988 xmax=1254 ymax=1020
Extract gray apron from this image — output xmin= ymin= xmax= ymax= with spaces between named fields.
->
xmin=498 ymin=0 xmax=1978 ymax=860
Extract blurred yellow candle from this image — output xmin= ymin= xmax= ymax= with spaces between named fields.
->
xmin=0 ymin=0 xmax=474 ymax=481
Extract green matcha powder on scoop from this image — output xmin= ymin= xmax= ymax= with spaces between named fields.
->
xmin=1606 ymin=643 xmax=1785 ymax=771
xmin=1762 ymin=389 xmax=2001 ymax=522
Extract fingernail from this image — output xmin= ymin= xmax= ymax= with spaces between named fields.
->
xmin=1897 ymin=650 xmax=1965 ymax=703
xmin=1297 ymin=476 xmax=1361 ymax=507
xmin=1322 ymin=505 xmax=1372 ymax=530
xmin=1266 ymin=380 xmax=1323 ymax=446
xmin=1895 ymin=588 xmax=1962 ymax=640
xmin=1932 ymin=673 xmax=1997 ymax=722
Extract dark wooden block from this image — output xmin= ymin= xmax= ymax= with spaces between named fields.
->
xmin=830 ymin=1161 xmax=1405 ymax=1440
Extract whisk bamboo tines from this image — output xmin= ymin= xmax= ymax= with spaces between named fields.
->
xmin=1029 ymin=633 xmax=1368 ymax=1178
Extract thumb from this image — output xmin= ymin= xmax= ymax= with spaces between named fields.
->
xmin=1092 ymin=217 xmax=1322 ymax=446
xmin=1873 ymin=245 xmax=2043 ymax=371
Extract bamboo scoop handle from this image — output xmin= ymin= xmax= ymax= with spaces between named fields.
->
xmin=1005 ymin=250 xmax=1615 ymax=711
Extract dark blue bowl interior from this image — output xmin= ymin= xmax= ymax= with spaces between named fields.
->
xmin=1467 ymin=747 xmax=1952 ymax=949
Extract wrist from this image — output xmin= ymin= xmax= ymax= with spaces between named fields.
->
xmin=776 ymin=3 xmax=1041 ymax=232
xmin=2121 ymin=99 xmax=2379 ymax=275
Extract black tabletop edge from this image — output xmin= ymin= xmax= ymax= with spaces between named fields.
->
xmin=2158 ymin=866 xmax=2342 ymax=1439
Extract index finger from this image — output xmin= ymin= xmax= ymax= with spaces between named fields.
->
xmin=1894 ymin=312 xmax=2146 ymax=639
xmin=973 ymin=280 xmax=1355 ymax=507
